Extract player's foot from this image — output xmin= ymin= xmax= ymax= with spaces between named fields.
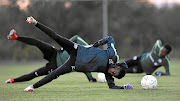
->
xmin=24 ymin=85 xmax=35 ymax=92
xmin=6 ymin=78 xmax=14 ymax=84
xmin=89 ymin=78 xmax=97 ymax=82
xmin=124 ymin=83 xmax=133 ymax=89
xmin=26 ymin=16 xmax=37 ymax=25
xmin=7 ymin=29 xmax=18 ymax=40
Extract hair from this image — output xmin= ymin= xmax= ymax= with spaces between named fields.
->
xmin=164 ymin=44 xmax=172 ymax=54
xmin=114 ymin=65 xmax=126 ymax=79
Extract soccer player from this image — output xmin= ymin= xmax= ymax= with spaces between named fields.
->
xmin=6 ymin=35 xmax=97 ymax=84
xmin=7 ymin=17 xmax=133 ymax=92
xmin=122 ymin=40 xmax=172 ymax=76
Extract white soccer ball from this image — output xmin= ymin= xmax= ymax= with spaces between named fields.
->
xmin=141 ymin=75 xmax=157 ymax=90
xmin=98 ymin=73 xmax=106 ymax=83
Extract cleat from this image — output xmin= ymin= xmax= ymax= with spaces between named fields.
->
xmin=7 ymin=29 xmax=18 ymax=40
xmin=24 ymin=85 xmax=35 ymax=92
xmin=123 ymin=83 xmax=133 ymax=89
xmin=6 ymin=78 xmax=14 ymax=84
xmin=26 ymin=16 xmax=37 ymax=25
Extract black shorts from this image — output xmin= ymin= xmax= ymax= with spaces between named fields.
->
xmin=125 ymin=56 xmax=143 ymax=73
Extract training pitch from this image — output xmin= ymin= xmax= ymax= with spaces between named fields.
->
xmin=0 ymin=60 xmax=179 ymax=101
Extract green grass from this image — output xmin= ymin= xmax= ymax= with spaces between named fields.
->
xmin=0 ymin=60 xmax=180 ymax=101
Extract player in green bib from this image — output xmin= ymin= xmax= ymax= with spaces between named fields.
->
xmin=122 ymin=40 xmax=172 ymax=76
xmin=6 ymin=35 xmax=96 ymax=84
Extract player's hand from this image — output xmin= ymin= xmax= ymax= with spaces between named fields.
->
xmin=123 ymin=83 xmax=133 ymax=89
xmin=155 ymin=72 xmax=162 ymax=76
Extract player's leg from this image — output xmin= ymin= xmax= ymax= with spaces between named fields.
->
xmin=136 ymin=63 xmax=144 ymax=73
xmin=17 ymin=36 xmax=57 ymax=61
xmin=6 ymin=29 xmax=58 ymax=83
xmin=36 ymin=22 xmax=76 ymax=53
xmin=7 ymin=29 xmax=56 ymax=61
xmin=126 ymin=67 xmax=135 ymax=73
xmin=24 ymin=51 xmax=77 ymax=91
xmin=125 ymin=56 xmax=141 ymax=73
xmin=9 ymin=53 xmax=57 ymax=83
xmin=10 ymin=65 xmax=52 ymax=83
xmin=24 ymin=58 xmax=74 ymax=91
xmin=26 ymin=16 xmax=76 ymax=54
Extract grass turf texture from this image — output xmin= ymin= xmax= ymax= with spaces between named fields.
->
xmin=0 ymin=61 xmax=180 ymax=101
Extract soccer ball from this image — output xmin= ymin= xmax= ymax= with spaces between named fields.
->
xmin=98 ymin=73 xmax=106 ymax=83
xmin=141 ymin=75 xmax=157 ymax=90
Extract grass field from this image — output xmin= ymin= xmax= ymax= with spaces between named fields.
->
xmin=0 ymin=60 xmax=180 ymax=101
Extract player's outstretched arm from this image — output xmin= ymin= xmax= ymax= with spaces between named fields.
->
xmin=155 ymin=59 xmax=171 ymax=76
xmin=93 ymin=36 xmax=114 ymax=47
xmin=105 ymin=73 xmax=133 ymax=89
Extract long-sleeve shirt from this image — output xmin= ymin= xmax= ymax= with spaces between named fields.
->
xmin=75 ymin=36 xmax=120 ymax=88
xmin=56 ymin=35 xmax=88 ymax=67
xmin=140 ymin=40 xmax=170 ymax=75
